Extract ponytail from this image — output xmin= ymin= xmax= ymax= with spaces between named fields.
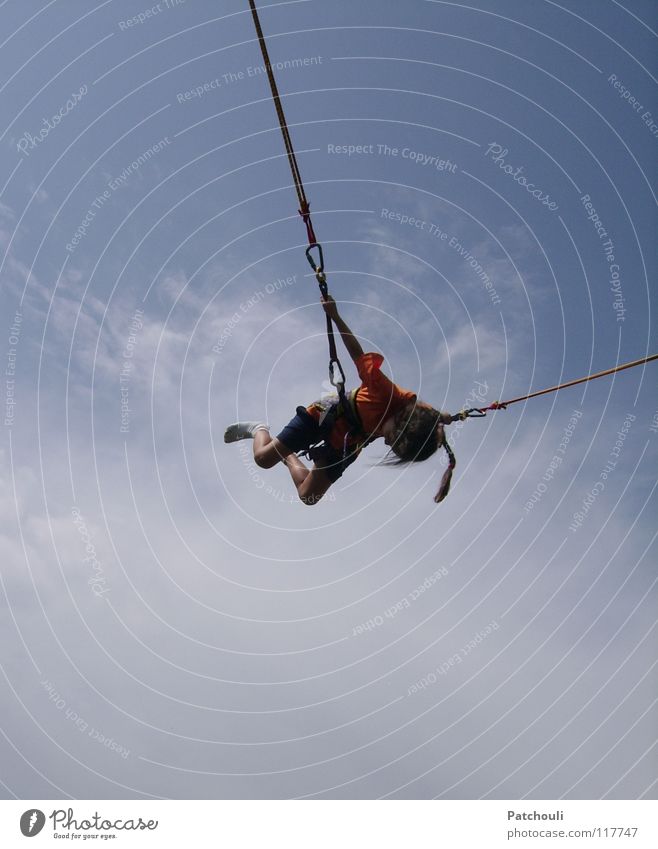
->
xmin=383 ymin=406 xmax=456 ymax=502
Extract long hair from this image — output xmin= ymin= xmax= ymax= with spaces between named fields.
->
xmin=386 ymin=403 xmax=456 ymax=503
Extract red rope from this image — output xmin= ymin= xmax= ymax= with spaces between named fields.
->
xmin=248 ymin=0 xmax=351 ymax=403
xmin=477 ymin=354 xmax=658 ymax=413
xmin=248 ymin=0 xmax=318 ymax=246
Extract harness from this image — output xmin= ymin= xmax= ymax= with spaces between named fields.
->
xmin=303 ymin=388 xmax=375 ymax=466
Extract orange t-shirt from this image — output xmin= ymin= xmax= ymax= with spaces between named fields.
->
xmin=307 ymin=352 xmax=417 ymax=452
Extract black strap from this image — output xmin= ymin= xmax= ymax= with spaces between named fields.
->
xmin=304 ymin=246 xmax=347 ymax=393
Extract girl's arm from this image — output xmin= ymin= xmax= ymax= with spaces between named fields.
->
xmin=321 ymin=295 xmax=364 ymax=363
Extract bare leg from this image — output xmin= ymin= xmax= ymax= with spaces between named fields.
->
xmin=228 ymin=424 xmax=334 ymax=505
xmin=284 ymin=452 xmax=310 ymax=490
xmin=253 ymin=429 xmax=294 ymax=469
xmin=296 ymin=464 xmax=334 ymax=505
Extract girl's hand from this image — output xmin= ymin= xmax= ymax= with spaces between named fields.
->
xmin=321 ymin=293 xmax=340 ymax=321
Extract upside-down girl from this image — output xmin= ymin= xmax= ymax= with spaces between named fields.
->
xmin=224 ymin=295 xmax=456 ymax=505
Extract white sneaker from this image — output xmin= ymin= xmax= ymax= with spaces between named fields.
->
xmin=224 ymin=421 xmax=269 ymax=443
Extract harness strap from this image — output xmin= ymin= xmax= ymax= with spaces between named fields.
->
xmin=344 ymin=388 xmax=366 ymax=439
xmin=304 ymin=387 xmax=372 ymax=467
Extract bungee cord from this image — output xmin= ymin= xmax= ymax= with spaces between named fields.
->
xmin=451 ymin=354 xmax=658 ymax=422
xmin=247 ymin=2 xmax=657 ymax=447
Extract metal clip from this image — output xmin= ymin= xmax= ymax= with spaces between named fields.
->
xmin=329 ymin=359 xmax=346 ymax=388
xmin=305 ymin=243 xmax=324 ymax=274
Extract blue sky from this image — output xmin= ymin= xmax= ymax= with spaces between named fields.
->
xmin=0 ymin=0 xmax=656 ymax=799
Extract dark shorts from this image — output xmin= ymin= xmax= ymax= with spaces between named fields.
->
xmin=276 ymin=406 xmax=358 ymax=483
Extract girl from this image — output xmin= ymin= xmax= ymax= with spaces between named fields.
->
xmin=224 ymin=295 xmax=455 ymax=505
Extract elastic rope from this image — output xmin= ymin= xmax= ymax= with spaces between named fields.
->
xmin=445 ymin=353 xmax=658 ymax=422
xmin=248 ymin=0 xmax=315 ymax=242
xmin=478 ymin=354 xmax=658 ymax=412
xmin=248 ymin=0 xmax=351 ymax=412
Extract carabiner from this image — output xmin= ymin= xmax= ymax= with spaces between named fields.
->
xmin=305 ymin=242 xmax=324 ymax=274
xmin=329 ymin=359 xmax=346 ymax=388
xmin=448 ymin=408 xmax=487 ymax=423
